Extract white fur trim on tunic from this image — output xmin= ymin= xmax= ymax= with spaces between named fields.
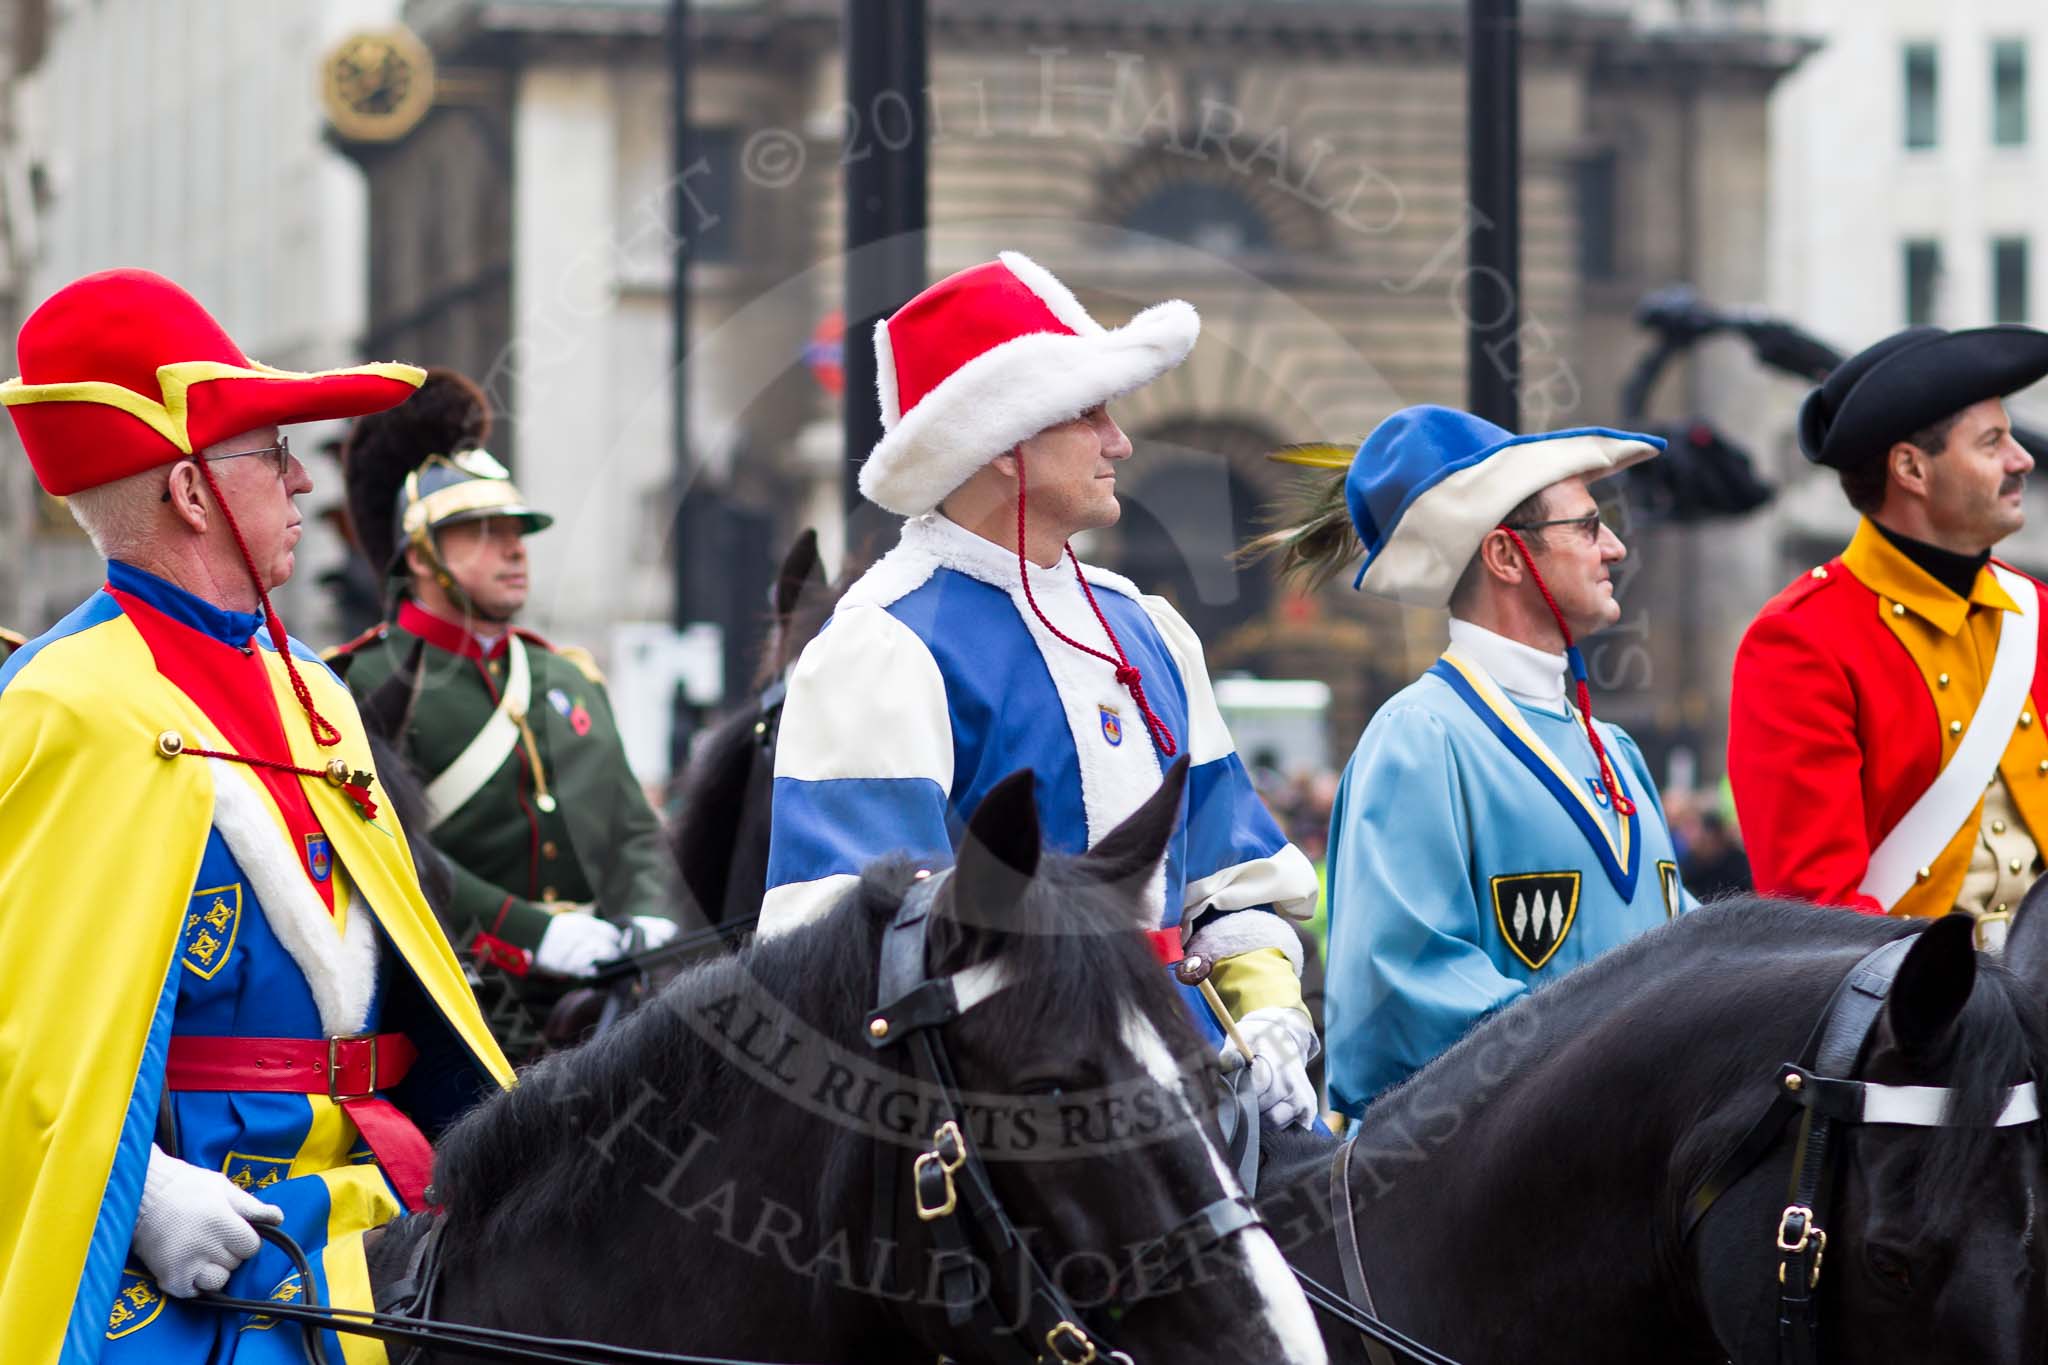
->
xmin=839 ymin=514 xmax=1171 ymax=917
xmin=1360 ymin=433 xmax=1658 ymax=608
xmin=1186 ymin=907 xmax=1306 ymax=974
xmin=859 ymin=253 xmax=1200 ymax=518
xmin=207 ymin=757 xmax=379 ymax=1036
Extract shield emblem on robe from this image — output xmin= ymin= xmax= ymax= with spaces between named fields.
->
xmin=305 ymin=833 xmax=333 ymax=883
xmin=1490 ymin=871 xmax=1582 ymax=970
xmin=182 ymin=885 xmax=243 ymax=980
xmin=1100 ymin=705 xmax=1123 ymax=746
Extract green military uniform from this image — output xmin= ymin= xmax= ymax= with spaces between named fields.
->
xmin=329 ymin=608 xmax=677 ymax=954
xmin=330 ymin=368 xmax=681 ymax=1052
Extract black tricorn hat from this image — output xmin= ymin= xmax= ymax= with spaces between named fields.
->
xmin=1798 ymin=324 xmax=2048 ymax=470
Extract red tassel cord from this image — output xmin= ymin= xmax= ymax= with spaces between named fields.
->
xmin=1012 ymin=456 xmax=1177 ymax=758
xmin=166 ymin=460 xmax=378 ymax=820
xmin=1496 ymin=526 xmax=1636 ymax=817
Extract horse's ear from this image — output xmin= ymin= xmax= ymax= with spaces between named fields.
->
xmin=945 ymin=768 xmax=1041 ymax=935
xmin=2002 ymin=873 xmax=2048 ymax=986
xmin=1886 ymin=915 xmax=1979 ymax=1055
xmin=1082 ymin=757 xmax=1190 ymax=886
xmin=772 ymin=528 xmax=823 ymax=624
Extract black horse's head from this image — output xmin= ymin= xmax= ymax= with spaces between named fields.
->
xmin=1694 ymin=911 xmax=2048 ymax=1363
xmin=901 ymin=760 xmax=1328 ymax=1364
xmin=422 ymin=758 xmax=1325 ymax=1363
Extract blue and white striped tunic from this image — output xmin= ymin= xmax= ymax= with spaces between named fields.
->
xmin=762 ymin=514 xmax=1317 ymax=1038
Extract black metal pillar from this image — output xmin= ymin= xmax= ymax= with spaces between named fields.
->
xmin=842 ymin=0 xmax=928 ymax=519
xmin=670 ymin=0 xmax=703 ymax=634
xmin=1466 ymin=0 xmax=1520 ymax=430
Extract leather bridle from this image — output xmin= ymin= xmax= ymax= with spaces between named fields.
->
xmin=1679 ymin=934 xmax=2041 ymax=1365
xmin=863 ymin=867 xmax=1266 ymax=1364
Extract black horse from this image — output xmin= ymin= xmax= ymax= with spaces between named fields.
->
xmin=365 ymin=761 xmax=1330 ymax=1363
xmin=1259 ymin=900 xmax=2048 ymax=1364
xmin=671 ymin=528 xmax=847 ymax=928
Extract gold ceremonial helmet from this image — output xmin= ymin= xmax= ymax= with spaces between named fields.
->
xmin=396 ymin=448 xmax=553 ymax=572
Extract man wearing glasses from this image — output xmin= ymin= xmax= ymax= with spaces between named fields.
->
xmin=1259 ymin=405 xmax=1695 ymax=1112
xmin=0 ymin=270 xmax=511 ymax=1361
xmin=328 ymin=368 xmax=680 ymax=1057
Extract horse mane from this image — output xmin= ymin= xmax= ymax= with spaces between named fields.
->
xmin=666 ymin=536 xmax=870 ymax=920
xmin=431 ymin=844 xmax=1176 ymax=1254
xmin=1343 ymin=900 xmax=2047 ymax=1228
xmin=668 ymin=705 xmax=760 ymax=920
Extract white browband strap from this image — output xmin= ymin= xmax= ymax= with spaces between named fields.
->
xmin=1857 ymin=1080 xmax=2040 ymax=1128
xmin=951 ymin=960 xmax=1012 ymax=1014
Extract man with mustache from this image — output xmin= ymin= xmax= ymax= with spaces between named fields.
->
xmin=1730 ymin=326 xmax=2048 ymax=947
xmin=1259 ymin=406 xmax=1695 ymax=1113
xmin=328 ymin=369 xmax=679 ymax=1054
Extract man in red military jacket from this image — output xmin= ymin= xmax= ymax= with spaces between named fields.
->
xmin=1730 ymin=325 xmax=2048 ymax=947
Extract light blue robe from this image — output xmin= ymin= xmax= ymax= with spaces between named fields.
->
xmin=1324 ymin=645 xmax=1693 ymax=1114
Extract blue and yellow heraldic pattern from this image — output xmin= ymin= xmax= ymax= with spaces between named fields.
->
xmin=182 ymin=887 xmax=242 ymax=980
xmin=0 ymin=561 xmax=512 ymax=1365
xmin=1323 ymin=646 xmax=1697 ymax=1114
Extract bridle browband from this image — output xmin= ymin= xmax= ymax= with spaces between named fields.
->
xmin=863 ymin=867 xmax=1265 ymax=1365
xmin=1679 ymin=933 xmax=2041 ymax=1365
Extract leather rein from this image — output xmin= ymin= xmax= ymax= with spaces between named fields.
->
xmin=861 ymin=867 xmax=1264 ymax=1365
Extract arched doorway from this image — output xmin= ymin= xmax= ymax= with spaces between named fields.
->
xmin=1099 ymin=416 xmax=1281 ymax=654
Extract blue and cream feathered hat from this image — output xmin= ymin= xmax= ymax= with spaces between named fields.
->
xmin=1331 ymin=405 xmax=1665 ymax=607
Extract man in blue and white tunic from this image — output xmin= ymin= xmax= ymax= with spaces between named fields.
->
xmin=764 ymin=252 xmax=1323 ymax=1128
xmin=1306 ymin=407 xmax=1697 ymax=1115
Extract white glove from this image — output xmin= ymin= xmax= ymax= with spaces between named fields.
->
xmin=534 ymin=909 xmax=625 ymax=976
xmin=628 ymin=916 xmax=679 ymax=950
xmin=1219 ymin=1007 xmax=1322 ymax=1131
xmin=131 ymin=1144 xmax=283 ymax=1297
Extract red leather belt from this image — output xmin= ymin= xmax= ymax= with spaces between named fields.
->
xmin=164 ymin=1033 xmax=434 ymax=1210
xmin=1146 ymin=927 xmax=1184 ymax=965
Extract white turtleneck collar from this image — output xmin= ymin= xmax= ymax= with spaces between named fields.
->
xmin=897 ymin=512 xmax=1142 ymax=599
xmin=1446 ymin=617 xmax=1569 ymax=710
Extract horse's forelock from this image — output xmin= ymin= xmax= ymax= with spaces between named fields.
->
xmin=1902 ymin=959 xmax=2048 ymax=1223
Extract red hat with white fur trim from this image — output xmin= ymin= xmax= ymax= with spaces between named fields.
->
xmin=861 ymin=252 xmax=1199 ymax=517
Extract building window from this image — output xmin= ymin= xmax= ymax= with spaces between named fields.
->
xmin=1994 ymin=40 xmax=2028 ymax=147
xmin=1904 ymin=240 xmax=1943 ymax=324
xmin=1995 ymin=237 xmax=2030 ymax=322
xmin=1122 ymin=182 xmax=1274 ymax=256
xmin=1904 ymin=43 xmax=1939 ymax=150
xmin=1576 ymin=149 xmax=1618 ymax=281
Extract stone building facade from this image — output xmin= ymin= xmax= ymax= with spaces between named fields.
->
xmin=341 ymin=0 xmax=1808 ymax=777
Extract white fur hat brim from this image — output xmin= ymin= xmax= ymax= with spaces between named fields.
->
xmin=859 ymin=252 xmax=1200 ymax=517
xmin=1358 ymin=433 xmax=1660 ymax=608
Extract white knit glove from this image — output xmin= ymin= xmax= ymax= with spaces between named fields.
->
xmin=628 ymin=916 xmax=679 ymax=950
xmin=1219 ymin=1007 xmax=1321 ymax=1131
xmin=534 ymin=909 xmax=625 ymax=976
xmin=131 ymin=1145 xmax=283 ymax=1297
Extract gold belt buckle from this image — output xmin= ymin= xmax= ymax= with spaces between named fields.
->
xmin=327 ymin=1033 xmax=378 ymax=1102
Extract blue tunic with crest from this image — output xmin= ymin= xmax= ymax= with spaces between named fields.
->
xmin=1323 ymin=636 xmax=1694 ymax=1115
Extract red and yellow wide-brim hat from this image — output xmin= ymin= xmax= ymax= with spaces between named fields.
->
xmin=3 ymin=268 xmax=425 ymax=496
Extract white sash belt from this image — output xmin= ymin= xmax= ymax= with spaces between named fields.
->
xmin=424 ymin=636 xmax=530 ymax=830
xmin=1860 ymin=566 xmax=2037 ymax=909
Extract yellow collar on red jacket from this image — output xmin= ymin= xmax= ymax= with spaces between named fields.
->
xmin=1840 ymin=517 xmax=2019 ymax=637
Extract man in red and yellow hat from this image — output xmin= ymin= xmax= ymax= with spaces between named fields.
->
xmin=1730 ymin=324 xmax=2048 ymax=947
xmin=0 ymin=269 xmax=513 ymax=1364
